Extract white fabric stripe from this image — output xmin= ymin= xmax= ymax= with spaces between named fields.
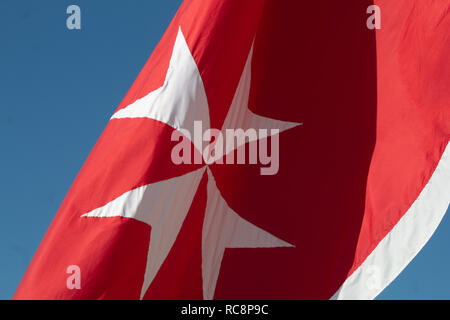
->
xmin=332 ymin=142 xmax=450 ymax=299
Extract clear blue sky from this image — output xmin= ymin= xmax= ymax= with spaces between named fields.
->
xmin=0 ymin=0 xmax=448 ymax=300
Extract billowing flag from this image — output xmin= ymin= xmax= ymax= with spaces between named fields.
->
xmin=14 ymin=0 xmax=449 ymax=299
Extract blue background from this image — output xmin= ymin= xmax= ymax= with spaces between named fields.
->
xmin=0 ymin=0 xmax=448 ymax=300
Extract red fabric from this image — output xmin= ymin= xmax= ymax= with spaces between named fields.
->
xmin=15 ymin=0 xmax=449 ymax=299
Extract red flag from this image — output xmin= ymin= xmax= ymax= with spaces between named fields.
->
xmin=15 ymin=0 xmax=449 ymax=299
